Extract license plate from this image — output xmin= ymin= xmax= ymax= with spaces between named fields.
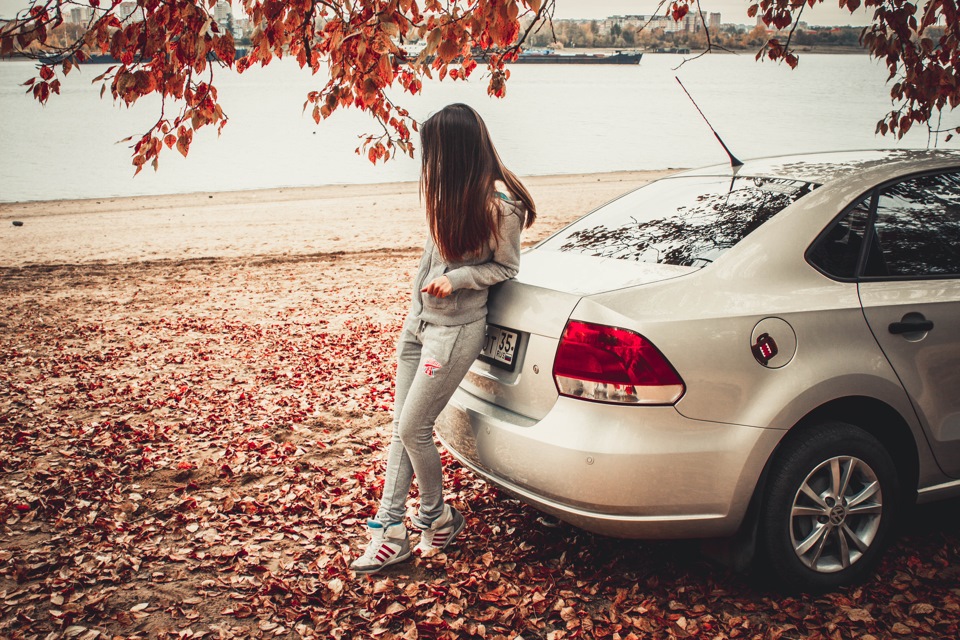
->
xmin=479 ymin=324 xmax=520 ymax=371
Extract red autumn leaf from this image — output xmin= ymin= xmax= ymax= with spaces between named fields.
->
xmin=176 ymin=129 xmax=192 ymax=158
xmin=2 ymin=242 xmax=957 ymax=638
xmin=437 ymin=38 xmax=460 ymax=64
xmin=34 ymin=82 xmax=50 ymax=104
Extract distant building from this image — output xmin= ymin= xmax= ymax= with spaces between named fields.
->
xmin=117 ymin=2 xmax=138 ymax=22
xmin=214 ymin=1 xmax=232 ymax=27
xmin=600 ymin=15 xmax=669 ymax=35
xmin=682 ymin=13 xmax=701 ymax=33
xmin=68 ymin=7 xmax=94 ymax=23
xmin=600 ymin=13 xmax=708 ymax=36
xmin=233 ymin=17 xmax=251 ymax=41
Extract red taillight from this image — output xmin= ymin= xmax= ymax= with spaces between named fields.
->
xmin=553 ymin=320 xmax=685 ymax=405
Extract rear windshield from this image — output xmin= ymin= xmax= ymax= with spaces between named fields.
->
xmin=540 ymin=176 xmax=817 ymax=267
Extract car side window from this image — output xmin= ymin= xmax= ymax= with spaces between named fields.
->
xmin=865 ymin=172 xmax=960 ymax=277
xmin=808 ymin=196 xmax=872 ymax=279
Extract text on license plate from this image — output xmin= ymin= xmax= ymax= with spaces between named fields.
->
xmin=480 ymin=325 xmax=520 ymax=370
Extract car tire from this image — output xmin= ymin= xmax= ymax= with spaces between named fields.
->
xmin=757 ymin=421 xmax=899 ymax=592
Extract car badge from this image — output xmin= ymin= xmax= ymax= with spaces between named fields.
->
xmin=752 ymin=333 xmax=779 ymax=366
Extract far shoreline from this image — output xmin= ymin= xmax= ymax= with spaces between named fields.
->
xmin=568 ymin=46 xmax=869 ymax=56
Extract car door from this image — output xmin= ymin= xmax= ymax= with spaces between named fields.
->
xmin=857 ymin=171 xmax=960 ymax=477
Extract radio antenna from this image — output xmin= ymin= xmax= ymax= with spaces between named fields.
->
xmin=675 ymin=77 xmax=743 ymax=170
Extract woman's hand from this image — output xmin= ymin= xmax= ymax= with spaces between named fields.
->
xmin=421 ymin=275 xmax=453 ymax=298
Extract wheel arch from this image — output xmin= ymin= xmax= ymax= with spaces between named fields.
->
xmin=720 ymin=395 xmax=919 ymax=569
xmin=790 ymin=396 xmax=920 ymax=501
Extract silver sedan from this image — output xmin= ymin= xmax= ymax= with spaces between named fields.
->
xmin=436 ymin=149 xmax=960 ymax=591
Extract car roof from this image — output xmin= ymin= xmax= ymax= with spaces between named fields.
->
xmin=675 ymin=148 xmax=960 ymax=185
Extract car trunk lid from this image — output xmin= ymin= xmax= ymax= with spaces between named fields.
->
xmin=513 ymin=250 xmax=693 ymax=309
xmin=462 ymin=249 xmax=694 ymax=421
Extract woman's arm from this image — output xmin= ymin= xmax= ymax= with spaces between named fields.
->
xmin=444 ymin=206 xmax=525 ymax=291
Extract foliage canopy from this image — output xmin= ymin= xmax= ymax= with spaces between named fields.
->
xmin=2 ymin=0 xmax=959 ymax=172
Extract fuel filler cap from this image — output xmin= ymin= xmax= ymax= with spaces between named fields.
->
xmin=751 ymin=317 xmax=797 ymax=368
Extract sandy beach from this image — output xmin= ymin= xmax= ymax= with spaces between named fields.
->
xmin=0 ymin=170 xmax=677 ymax=267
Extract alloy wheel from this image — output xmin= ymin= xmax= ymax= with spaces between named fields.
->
xmin=789 ymin=455 xmax=883 ymax=573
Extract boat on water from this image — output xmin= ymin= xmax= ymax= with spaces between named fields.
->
xmin=401 ymin=43 xmax=642 ymax=65
xmin=39 ymin=50 xmax=243 ymax=65
xmin=506 ymin=50 xmax=642 ymax=64
xmin=40 ymin=47 xmax=642 ymax=67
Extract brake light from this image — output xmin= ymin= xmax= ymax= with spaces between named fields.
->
xmin=553 ymin=320 xmax=685 ymax=405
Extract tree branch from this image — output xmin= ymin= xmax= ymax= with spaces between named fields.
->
xmin=674 ymin=1 xmax=736 ymax=71
xmin=636 ymin=1 xmax=670 ymax=35
xmin=501 ymin=0 xmax=556 ymax=59
xmin=781 ymin=2 xmax=805 ymax=57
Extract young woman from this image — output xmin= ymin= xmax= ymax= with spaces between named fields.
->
xmin=352 ymin=103 xmax=536 ymax=574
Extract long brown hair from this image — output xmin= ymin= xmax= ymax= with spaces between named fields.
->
xmin=420 ymin=103 xmax=536 ymax=262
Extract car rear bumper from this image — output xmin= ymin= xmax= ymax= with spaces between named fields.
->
xmin=436 ymin=386 xmax=784 ymax=539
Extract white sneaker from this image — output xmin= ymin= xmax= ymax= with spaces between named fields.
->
xmin=350 ymin=521 xmax=410 ymax=574
xmin=414 ymin=504 xmax=466 ymax=553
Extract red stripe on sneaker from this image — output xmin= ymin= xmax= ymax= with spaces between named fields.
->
xmin=376 ymin=545 xmax=393 ymax=561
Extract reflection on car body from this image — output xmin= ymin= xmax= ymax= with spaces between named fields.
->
xmin=436 ymin=149 xmax=960 ymax=591
xmin=557 ymin=176 xmax=815 ymax=266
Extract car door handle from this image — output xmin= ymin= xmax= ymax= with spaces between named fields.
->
xmin=888 ymin=319 xmax=934 ymax=334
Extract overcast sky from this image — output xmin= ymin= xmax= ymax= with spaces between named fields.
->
xmin=0 ymin=0 xmax=870 ymax=27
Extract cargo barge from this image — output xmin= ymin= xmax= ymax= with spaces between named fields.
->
xmin=506 ymin=50 xmax=642 ymax=64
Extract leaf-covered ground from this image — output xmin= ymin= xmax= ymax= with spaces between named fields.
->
xmin=1 ymin=252 xmax=958 ymax=639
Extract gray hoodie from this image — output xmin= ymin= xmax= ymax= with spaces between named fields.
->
xmin=409 ymin=197 xmax=526 ymax=326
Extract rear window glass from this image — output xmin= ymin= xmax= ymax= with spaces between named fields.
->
xmin=541 ymin=176 xmax=817 ymax=267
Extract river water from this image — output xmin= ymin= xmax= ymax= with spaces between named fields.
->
xmin=1 ymin=53 xmax=955 ymax=202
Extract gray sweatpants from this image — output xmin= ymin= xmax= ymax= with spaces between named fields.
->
xmin=375 ymin=317 xmax=487 ymax=526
